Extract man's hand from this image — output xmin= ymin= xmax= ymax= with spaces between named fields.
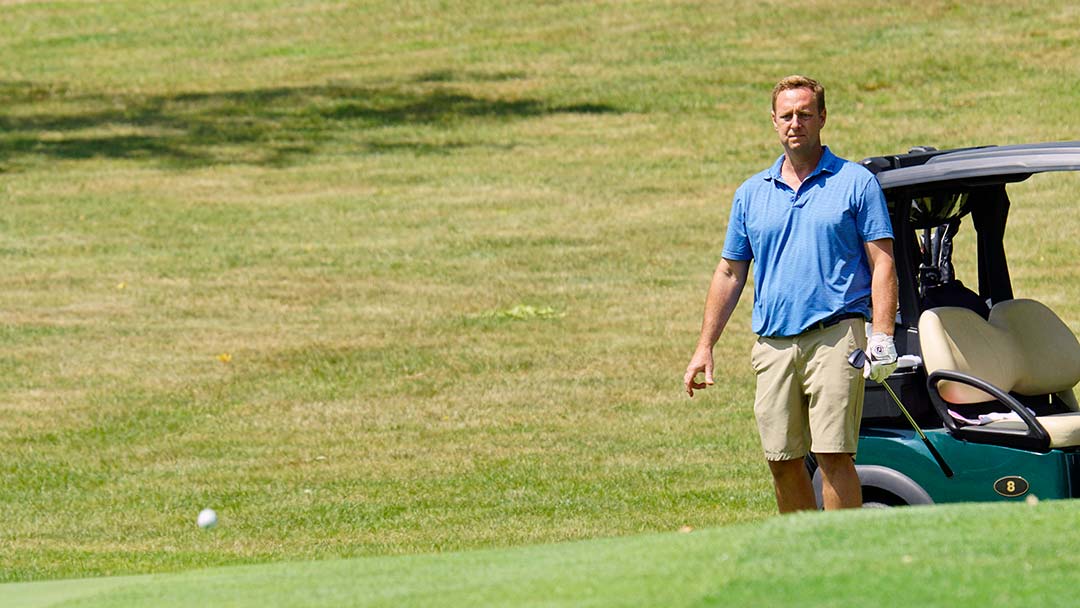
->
xmin=866 ymin=333 xmax=898 ymax=383
xmin=684 ymin=348 xmax=714 ymax=397
xmin=684 ymin=258 xmax=747 ymax=398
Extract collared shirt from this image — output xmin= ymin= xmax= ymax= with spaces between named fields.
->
xmin=721 ymin=146 xmax=893 ymax=338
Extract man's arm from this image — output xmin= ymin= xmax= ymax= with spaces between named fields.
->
xmin=865 ymin=238 xmax=898 ymax=335
xmin=684 ymin=258 xmax=750 ymax=397
xmin=864 ymin=238 xmax=900 ymax=383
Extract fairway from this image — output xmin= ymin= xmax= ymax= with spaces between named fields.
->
xmin=7 ymin=500 xmax=1080 ymax=608
xmin=3 ymin=0 xmax=1080 ymax=604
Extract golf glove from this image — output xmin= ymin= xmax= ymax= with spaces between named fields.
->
xmin=866 ymin=333 xmax=898 ymax=383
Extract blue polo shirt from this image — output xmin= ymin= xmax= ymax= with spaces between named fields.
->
xmin=722 ymin=146 xmax=893 ymax=338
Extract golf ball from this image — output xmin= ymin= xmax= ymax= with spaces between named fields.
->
xmin=197 ymin=508 xmax=218 ymax=529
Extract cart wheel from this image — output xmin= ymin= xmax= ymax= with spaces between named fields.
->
xmin=861 ymin=486 xmax=909 ymax=508
xmin=862 ymin=501 xmax=892 ymax=509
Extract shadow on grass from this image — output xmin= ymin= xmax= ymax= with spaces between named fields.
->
xmin=0 ymin=78 xmax=618 ymax=168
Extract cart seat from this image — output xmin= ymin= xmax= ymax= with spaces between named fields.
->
xmin=919 ymin=299 xmax=1080 ymax=449
xmin=969 ymin=412 xmax=1080 ymax=448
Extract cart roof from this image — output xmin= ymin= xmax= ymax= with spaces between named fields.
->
xmin=863 ymin=141 xmax=1080 ymax=190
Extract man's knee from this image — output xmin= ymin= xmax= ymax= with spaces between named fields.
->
xmin=815 ymin=452 xmax=854 ymax=468
xmin=768 ymin=457 xmax=808 ymax=479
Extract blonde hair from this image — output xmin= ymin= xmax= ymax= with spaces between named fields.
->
xmin=771 ymin=75 xmax=825 ymax=113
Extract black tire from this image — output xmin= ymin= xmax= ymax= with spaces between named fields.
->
xmin=861 ymin=486 xmax=908 ymax=508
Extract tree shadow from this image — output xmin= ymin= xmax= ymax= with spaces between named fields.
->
xmin=0 ymin=78 xmax=619 ymax=169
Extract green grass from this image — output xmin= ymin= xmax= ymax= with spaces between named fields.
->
xmin=1 ymin=0 xmax=1080 ymax=594
xmin=7 ymin=500 xmax=1080 ymax=607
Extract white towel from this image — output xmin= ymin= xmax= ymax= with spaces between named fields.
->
xmin=948 ymin=408 xmax=1036 ymax=426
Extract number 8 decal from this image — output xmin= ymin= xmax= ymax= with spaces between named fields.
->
xmin=994 ymin=476 xmax=1029 ymax=497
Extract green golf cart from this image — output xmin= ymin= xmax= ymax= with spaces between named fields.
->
xmin=808 ymin=141 xmax=1080 ymax=507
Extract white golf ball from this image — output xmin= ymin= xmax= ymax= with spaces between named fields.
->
xmin=197 ymin=508 xmax=218 ymax=529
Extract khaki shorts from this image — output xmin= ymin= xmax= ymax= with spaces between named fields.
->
xmin=750 ymin=318 xmax=867 ymax=461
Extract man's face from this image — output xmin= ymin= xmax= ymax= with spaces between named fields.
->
xmin=771 ymin=87 xmax=826 ymax=154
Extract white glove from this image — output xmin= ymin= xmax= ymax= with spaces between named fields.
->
xmin=866 ymin=333 xmax=898 ymax=383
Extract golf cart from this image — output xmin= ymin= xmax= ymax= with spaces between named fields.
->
xmin=807 ymin=141 xmax=1080 ymax=507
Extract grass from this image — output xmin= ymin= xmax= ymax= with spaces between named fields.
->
xmin=7 ymin=499 xmax=1080 ymax=607
xmin=1 ymin=0 xmax=1080 ymax=593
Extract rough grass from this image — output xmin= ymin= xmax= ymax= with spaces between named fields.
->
xmin=1 ymin=0 xmax=1079 ymax=583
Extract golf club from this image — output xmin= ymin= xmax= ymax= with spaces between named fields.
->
xmin=849 ymin=348 xmax=954 ymax=478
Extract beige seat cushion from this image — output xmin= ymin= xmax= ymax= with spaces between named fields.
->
xmin=989 ymin=299 xmax=1080 ymax=395
xmin=920 ymin=300 xmax=1080 ymax=403
xmin=919 ymin=307 xmax=1017 ymax=403
xmin=980 ymin=412 xmax=1080 ymax=449
xmin=919 ymin=299 xmax=1080 ymax=448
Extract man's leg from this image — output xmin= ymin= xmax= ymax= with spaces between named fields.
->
xmin=767 ymin=458 xmax=817 ymax=513
xmin=751 ymin=337 xmax=814 ymax=513
xmin=804 ymin=319 xmax=866 ymax=510
xmin=816 ymin=452 xmax=862 ymax=509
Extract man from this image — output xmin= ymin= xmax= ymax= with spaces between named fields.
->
xmin=682 ymin=75 xmax=898 ymax=512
